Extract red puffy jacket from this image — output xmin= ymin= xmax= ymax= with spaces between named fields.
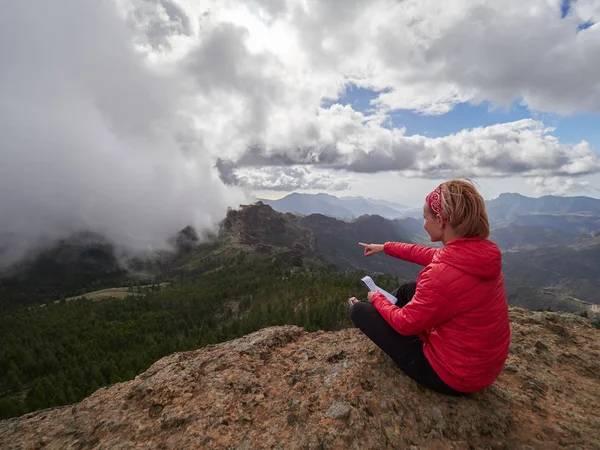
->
xmin=371 ymin=238 xmax=510 ymax=393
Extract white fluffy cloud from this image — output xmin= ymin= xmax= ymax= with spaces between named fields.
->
xmin=222 ymin=112 xmax=600 ymax=180
xmin=235 ymin=166 xmax=352 ymax=191
xmin=529 ymin=176 xmax=600 ymax=196
xmin=1 ymin=0 xmax=599 ymax=264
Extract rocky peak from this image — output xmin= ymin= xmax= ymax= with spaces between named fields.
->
xmin=223 ymin=202 xmax=288 ymax=243
xmin=1 ymin=308 xmax=598 ymax=449
xmin=220 ymin=203 xmax=320 ymax=262
xmin=170 ymin=226 xmax=200 ymax=254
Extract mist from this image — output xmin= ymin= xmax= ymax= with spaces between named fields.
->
xmin=0 ymin=1 xmax=247 ymax=268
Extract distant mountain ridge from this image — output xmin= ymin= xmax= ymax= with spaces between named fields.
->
xmin=258 ymin=193 xmax=409 ymax=220
xmin=485 ymin=192 xmax=600 ymax=223
xmin=261 ymin=192 xmax=600 ymax=228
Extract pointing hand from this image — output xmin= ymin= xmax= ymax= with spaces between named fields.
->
xmin=359 ymin=242 xmax=384 ymax=257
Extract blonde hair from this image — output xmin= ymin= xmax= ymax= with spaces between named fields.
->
xmin=439 ymin=179 xmax=490 ymax=239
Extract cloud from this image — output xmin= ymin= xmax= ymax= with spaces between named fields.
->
xmin=227 ymin=112 xmax=600 ymax=179
xmin=571 ymin=0 xmax=600 ymax=24
xmin=129 ymin=0 xmax=600 ymax=183
xmin=234 ymin=166 xmax=352 ymax=191
xmin=0 ymin=0 xmax=246 ymax=268
xmin=125 ymin=0 xmax=600 ymax=151
xmin=2 ymin=0 xmax=599 ymax=268
xmin=119 ymin=0 xmax=196 ymax=52
xmin=178 ymin=0 xmax=598 ymax=116
xmin=529 ymin=176 xmax=600 ymax=196
xmin=347 ymin=0 xmax=600 ymax=115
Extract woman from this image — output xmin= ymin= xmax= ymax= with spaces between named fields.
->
xmin=351 ymin=179 xmax=510 ymax=395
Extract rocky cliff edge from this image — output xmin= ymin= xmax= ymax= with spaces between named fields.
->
xmin=1 ymin=308 xmax=599 ymax=450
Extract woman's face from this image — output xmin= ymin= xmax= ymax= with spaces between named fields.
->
xmin=423 ymin=204 xmax=444 ymax=242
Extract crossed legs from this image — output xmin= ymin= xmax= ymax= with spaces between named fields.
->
xmin=350 ymin=282 xmax=465 ymax=396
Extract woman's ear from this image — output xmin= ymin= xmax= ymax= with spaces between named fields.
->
xmin=436 ymin=215 xmax=445 ymax=229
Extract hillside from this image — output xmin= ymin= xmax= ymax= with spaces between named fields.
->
xmin=1 ymin=308 xmax=598 ymax=449
xmin=169 ymin=202 xmax=325 ymax=275
xmin=298 ymin=213 xmax=422 ymax=280
xmin=490 ymin=225 xmax=577 ymax=250
xmin=0 ymin=249 xmax=403 ymax=420
xmin=509 ymin=213 xmax=600 ymax=235
xmin=0 ymin=203 xmax=325 ymax=309
xmin=502 ymin=236 xmax=600 ymax=305
xmin=0 ymin=232 xmax=130 ymax=308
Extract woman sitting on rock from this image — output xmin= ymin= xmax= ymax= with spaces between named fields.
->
xmin=351 ymin=179 xmax=510 ymax=396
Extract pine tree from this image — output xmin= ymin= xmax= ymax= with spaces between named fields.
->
xmin=25 ymin=378 xmax=47 ymax=410
xmin=6 ymin=369 xmax=22 ymax=392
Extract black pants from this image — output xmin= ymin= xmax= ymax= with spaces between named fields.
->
xmin=350 ymin=282 xmax=465 ymax=396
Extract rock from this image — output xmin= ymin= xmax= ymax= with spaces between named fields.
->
xmin=432 ymin=406 xmax=443 ymax=424
xmin=326 ymin=350 xmax=347 ymax=363
xmin=1 ymin=310 xmax=600 ymax=450
xmin=534 ymin=340 xmax=549 ymax=352
xmin=286 ymin=413 xmax=297 ymax=425
xmin=325 ymin=402 xmax=351 ymax=420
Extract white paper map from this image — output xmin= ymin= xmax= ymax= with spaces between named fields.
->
xmin=360 ymin=276 xmax=398 ymax=305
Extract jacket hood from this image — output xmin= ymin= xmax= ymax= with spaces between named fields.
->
xmin=436 ymin=238 xmax=502 ymax=280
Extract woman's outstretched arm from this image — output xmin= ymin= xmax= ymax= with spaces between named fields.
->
xmin=360 ymin=242 xmax=437 ymax=267
xmin=384 ymin=242 xmax=438 ymax=266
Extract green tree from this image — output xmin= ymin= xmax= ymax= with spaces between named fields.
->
xmin=0 ymin=399 xmax=23 ymax=420
xmin=6 ymin=369 xmax=22 ymax=392
xmin=25 ymin=379 xmax=47 ymax=410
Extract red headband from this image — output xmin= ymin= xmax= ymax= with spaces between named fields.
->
xmin=426 ymin=184 xmax=443 ymax=216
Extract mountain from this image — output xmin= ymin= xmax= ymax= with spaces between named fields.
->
xmin=262 ymin=192 xmax=600 ymax=241
xmin=298 ymin=214 xmax=423 ymax=281
xmin=164 ymin=202 xmax=326 ymax=277
xmin=216 ymin=205 xmax=600 ymax=313
xmin=348 ymin=196 xmax=409 ymax=211
xmin=483 ymin=193 xmax=600 ymax=249
xmin=486 ymin=194 xmax=600 ymax=234
xmin=263 ymin=192 xmax=600 ymax=240
xmin=171 ymin=204 xmax=426 ymax=283
xmin=3 ymin=202 xmax=599 ymax=315
xmin=204 ymin=204 xmax=600 ymax=310
xmin=486 ymin=193 xmax=600 ymax=225
xmin=259 ymin=193 xmax=408 ymax=220
xmin=0 ymin=224 xmax=224 ymax=309
xmin=2 ymin=311 xmax=599 ymax=449
xmin=2 ymin=202 xmax=600 ymax=422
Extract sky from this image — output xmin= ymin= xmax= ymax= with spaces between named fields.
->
xmin=0 ymin=0 xmax=599 ymax=265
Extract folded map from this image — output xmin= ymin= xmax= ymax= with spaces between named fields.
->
xmin=360 ymin=275 xmax=398 ymax=305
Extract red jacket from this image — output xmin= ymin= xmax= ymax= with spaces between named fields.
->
xmin=371 ymin=238 xmax=510 ymax=393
